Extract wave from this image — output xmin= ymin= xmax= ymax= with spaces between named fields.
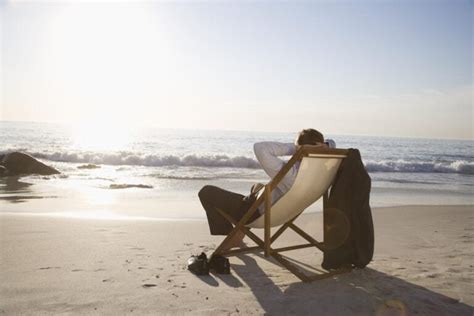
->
xmin=22 ymin=151 xmax=262 ymax=169
xmin=365 ymin=160 xmax=474 ymax=175
xmin=2 ymin=150 xmax=473 ymax=175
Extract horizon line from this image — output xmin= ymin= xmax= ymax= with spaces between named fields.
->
xmin=0 ymin=119 xmax=472 ymax=142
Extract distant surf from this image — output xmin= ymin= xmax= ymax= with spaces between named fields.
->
xmin=22 ymin=151 xmax=261 ymax=169
xmin=365 ymin=159 xmax=474 ymax=175
xmin=1 ymin=149 xmax=472 ymax=175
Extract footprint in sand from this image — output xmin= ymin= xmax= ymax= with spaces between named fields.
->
xmin=426 ymin=273 xmax=440 ymax=278
xmin=142 ymin=284 xmax=157 ymax=288
xmin=39 ymin=267 xmax=61 ymax=270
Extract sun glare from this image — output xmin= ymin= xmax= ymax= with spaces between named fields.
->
xmin=70 ymin=123 xmax=133 ymax=151
xmin=46 ymin=4 xmax=173 ymax=126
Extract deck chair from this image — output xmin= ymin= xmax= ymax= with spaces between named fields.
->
xmin=211 ymin=145 xmax=351 ymax=282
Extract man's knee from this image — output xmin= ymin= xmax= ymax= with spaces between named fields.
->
xmin=198 ymin=185 xmax=216 ymax=201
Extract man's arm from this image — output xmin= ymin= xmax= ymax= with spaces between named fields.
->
xmin=253 ymin=142 xmax=297 ymax=179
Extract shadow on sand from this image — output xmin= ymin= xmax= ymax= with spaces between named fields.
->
xmin=228 ymin=253 xmax=472 ymax=315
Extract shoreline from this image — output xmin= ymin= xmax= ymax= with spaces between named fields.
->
xmin=0 ymin=203 xmax=472 ymax=222
xmin=1 ymin=204 xmax=473 ymax=314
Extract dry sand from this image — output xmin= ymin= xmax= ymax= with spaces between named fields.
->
xmin=1 ymin=205 xmax=473 ymax=315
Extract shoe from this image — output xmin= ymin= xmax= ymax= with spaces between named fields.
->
xmin=209 ymin=255 xmax=230 ymax=274
xmin=187 ymin=252 xmax=209 ymax=275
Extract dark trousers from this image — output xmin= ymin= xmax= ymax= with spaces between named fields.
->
xmin=198 ymin=185 xmax=259 ymax=235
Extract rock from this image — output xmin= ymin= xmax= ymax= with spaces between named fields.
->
xmin=0 ymin=165 xmax=7 ymax=176
xmin=0 ymin=152 xmax=60 ymax=177
xmin=77 ymin=164 xmax=101 ymax=169
xmin=109 ymin=184 xmax=153 ymax=189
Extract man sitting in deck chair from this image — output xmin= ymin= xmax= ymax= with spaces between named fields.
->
xmin=198 ymin=128 xmax=336 ymax=250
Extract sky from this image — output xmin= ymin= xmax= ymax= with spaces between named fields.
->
xmin=1 ymin=0 xmax=472 ymax=139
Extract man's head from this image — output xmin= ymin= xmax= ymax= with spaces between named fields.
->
xmin=295 ymin=128 xmax=324 ymax=146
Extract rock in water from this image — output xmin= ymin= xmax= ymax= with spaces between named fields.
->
xmin=109 ymin=184 xmax=153 ymax=189
xmin=0 ymin=152 xmax=60 ymax=176
xmin=77 ymin=164 xmax=101 ymax=169
xmin=0 ymin=165 xmax=7 ymax=176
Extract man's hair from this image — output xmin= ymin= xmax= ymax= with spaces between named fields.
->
xmin=296 ymin=128 xmax=324 ymax=146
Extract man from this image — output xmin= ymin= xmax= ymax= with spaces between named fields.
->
xmin=198 ymin=128 xmax=336 ymax=250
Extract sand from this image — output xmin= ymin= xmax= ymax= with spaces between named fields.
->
xmin=1 ymin=205 xmax=473 ymax=315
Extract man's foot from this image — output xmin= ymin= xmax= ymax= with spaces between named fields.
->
xmin=222 ymin=230 xmax=245 ymax=251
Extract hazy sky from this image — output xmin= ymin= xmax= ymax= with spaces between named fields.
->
xmin=1 ymin=1 xmax=472 ymax=139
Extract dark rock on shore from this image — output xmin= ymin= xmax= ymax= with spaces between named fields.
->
xmin=0 ymin=165 xmax=7 ymax=176
xmin=77 ymin=164 xmax=101 ymax=169
xmin=0 ymin=152 xmax=60 ymax=177
xmin=109 ymin=184 xmax=153 ymax=189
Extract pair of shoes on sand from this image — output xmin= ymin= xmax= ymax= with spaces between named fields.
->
xmin=187 ymin=252 xmax=230 ymax=276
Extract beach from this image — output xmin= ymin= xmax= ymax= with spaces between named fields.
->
xmin=3 ymin=1 xmax=473 ymax=314
xmin=1 ymin=122 xmax=473 ymax=314
xmin=1 ymin=205 xmax=472 ymax=315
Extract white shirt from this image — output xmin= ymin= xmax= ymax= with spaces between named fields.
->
xmin=253 ymin=139 xmax=336 ymax=213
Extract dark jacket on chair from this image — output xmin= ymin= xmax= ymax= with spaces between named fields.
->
xmin=322 ymin=148 xmax=374 ymax=270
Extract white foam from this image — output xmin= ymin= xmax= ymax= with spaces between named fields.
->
xmin=23 ymin=151 xmax=262 ymax=169
xmin=365 ymin=159 xmax=474 ymax=175
xmin=2 ymin=149 xmax=473 ymax=175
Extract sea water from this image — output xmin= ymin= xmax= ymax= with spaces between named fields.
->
xmin=0 ymin=121 xmax=472 ymax=220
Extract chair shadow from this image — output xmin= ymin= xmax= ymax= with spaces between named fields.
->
xmin=231 ymin=254 xmax=473 ymax=315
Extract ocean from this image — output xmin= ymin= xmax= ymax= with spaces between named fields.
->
xmin=1 ymin=121 xmax=472 ymax=220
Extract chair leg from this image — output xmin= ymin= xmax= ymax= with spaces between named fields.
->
xmin=270 ymin=252 xmax=310 ymax=282
xmin=264 ymin=185 xmax=272 ymax=257
xmin=212 ymin=206 xmax=264 ymax=258
xmin=212 ymin=194 xmax=264 ymax=256
xmin=270 ymin=214 xmax=300 ymax=244
xmin=210 ymin=188 xmax=352 ymax=282
xmin=271 ymin=252 xmax=352 ymax=282
xmin=289 ymin=223 xmax=325 ymax=251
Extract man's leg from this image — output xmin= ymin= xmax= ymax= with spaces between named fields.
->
xmin=198 ymin=185 xmax=246 ymax=235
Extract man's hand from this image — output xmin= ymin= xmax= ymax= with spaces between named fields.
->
xmin=251 ymin=183 xmax=265 ymax=194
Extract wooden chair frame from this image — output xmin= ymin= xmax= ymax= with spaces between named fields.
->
xmin=211 ymin=146 xmax=352 ymax=282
